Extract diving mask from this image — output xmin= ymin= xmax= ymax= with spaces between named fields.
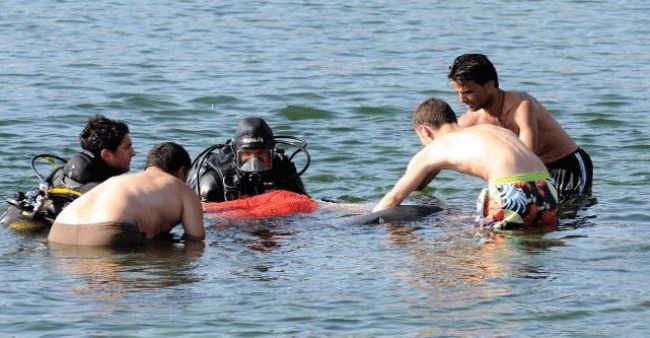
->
xmin=236 ymin=149 xmax=273 ymax=173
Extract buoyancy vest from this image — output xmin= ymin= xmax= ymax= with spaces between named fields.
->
xmin=50 ymin=150 xmax=124 ymax=192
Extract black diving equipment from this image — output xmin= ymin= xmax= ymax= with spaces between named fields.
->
xmin=2 ymin=154 xmax=81 ymax=228
xmin=190 ymin=135 xmax=310 ymax=201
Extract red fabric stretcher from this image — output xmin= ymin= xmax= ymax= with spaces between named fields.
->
xmin=202 ymin=190 xmax=318 ymax=219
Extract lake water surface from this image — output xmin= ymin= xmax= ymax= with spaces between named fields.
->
xmin=1 ymin=1 xmax=650 ymax=337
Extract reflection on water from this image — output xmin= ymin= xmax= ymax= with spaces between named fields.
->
xmin=49 ymin=238 xmax=204 ymax=301
xmin=558 ymin=195 xmax=599 ymax=229
xmin=206 ymin=215 xmax=300 ymax=253
xmin=203 ymin=215 xmax=307 ymax=283
xmin=1 ymin=0 xmax=650 ymax=335
xmin=383 ymin=215 xmax=569 ymax=307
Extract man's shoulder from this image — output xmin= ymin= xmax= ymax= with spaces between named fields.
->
xmin=506 ymin=90 xmax=541 ymax=106
xmin=173 ymin=178 xmax=201 ymax=203
xmin=505 ymin=89 xmax=531 ymax=97
xmin=466 ymin=123 xmax=511 ymax=133
xmin=457 ymin=110 xmax=479 ymax=126
xmin=132 ymin=170 xmax=196 ymax=199
xmin=448 ymin=124 xmax=508 ymax=144
xmin=427 ymin=133 xmax=458 ymax=152
xmin=98 ymin=172 xmax=136 ymax=187
xmin=504 ymin=90 xmax=550 ymax=122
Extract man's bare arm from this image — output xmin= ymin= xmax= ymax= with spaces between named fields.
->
xmin=373 ymin=150 xmax=439 ymax=212
xmin=181 ymin=190 xmax=206 ymax=240
xmin=415 ymin=171 xmax=436 ymax=191
xmin=513 ymin=99 xmax=538 ymax=152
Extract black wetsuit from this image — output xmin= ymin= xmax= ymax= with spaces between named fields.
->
xmin=186 ymin=144 xmax=307 ymax=202
xmin=49 ymin=150 xmax=124 ymax=193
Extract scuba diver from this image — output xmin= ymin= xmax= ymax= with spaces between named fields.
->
xmin=187 ymin=117 xmax=309 ymax=202
xmin=1 ymin=115 xmax=135 ymax=231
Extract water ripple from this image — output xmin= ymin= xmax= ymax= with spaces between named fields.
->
xmin=275 ymin=105 xmax=337 ymax=120
xmin=2 ymin=0 xmax=650 ymax=336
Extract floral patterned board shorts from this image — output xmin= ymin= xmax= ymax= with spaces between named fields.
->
xmin=476 ymin=172 xmax=559 ymax=231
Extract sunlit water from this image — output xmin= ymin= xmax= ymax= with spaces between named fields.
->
xmin=1 ymin=1 xmax=650 ymax=336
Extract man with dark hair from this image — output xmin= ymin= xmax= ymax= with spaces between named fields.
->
xmin=448 ymin=54 xmax=592 ymax=198
xmin=2 ymin=115 xmax=135 ymax=231
xmin=52 ymin=114 xmax=135 ymax=192
xmin=374 ymin=98 xmax=559 ymax=231
xmin=187 ymin=117 xmax=308 ymax=202
xmin=48 ymin=142 xmax=204 ymax=247
xmin=145 ymin=142 xmax=192 ymax=173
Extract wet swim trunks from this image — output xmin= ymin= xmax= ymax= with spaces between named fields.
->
xmin=48 ymin=221 xmax=146 ymax=247
xmin=546 ymin=147 xmax=593 ymax=197
xmin=476 ymin=172 xmax=559 ymax=231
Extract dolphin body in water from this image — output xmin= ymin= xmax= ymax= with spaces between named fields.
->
xmin=349 ymin=205 xmax=442 ymax=225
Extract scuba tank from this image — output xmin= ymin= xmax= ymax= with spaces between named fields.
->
xmin=1 ymin=154 xmax=81 ymax=232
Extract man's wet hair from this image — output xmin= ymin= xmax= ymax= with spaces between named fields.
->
xmin=448 ymin=53 xmax=499 ymax=88
xmin=79 ymin=115 xmax=130 ymax=155
xmin=145 ymin=142 xmax=191 ymax=173
xmin=413 ymin=98 xmax=457 ymax=128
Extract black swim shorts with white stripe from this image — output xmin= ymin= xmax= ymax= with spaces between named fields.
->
xmin=545 ymin=147 xmax=593 ymax=197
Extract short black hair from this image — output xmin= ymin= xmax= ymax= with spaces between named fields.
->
xmin=448 ymin=53 xmax=499 ymax=88
xmin=145 ymin=142 xmax=191 ymax=173
xmin=413 ymin=98 xmax=457 ymax=128
xmin=79 ymin=115 xmax=130 ymax=155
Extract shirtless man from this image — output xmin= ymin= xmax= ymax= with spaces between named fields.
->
xmin=448 ymin=54 xmax=593 ymax=198
xmin=48 ymin=142 xmax=205 ymax=246
xmin=373 ymin=98 xmax=559 ymax=231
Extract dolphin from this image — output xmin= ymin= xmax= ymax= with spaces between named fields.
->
xmin=349 ymin=204 xmax=442 ymax=225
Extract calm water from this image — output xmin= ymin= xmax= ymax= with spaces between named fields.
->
xmin=2 ymin=1 xmax=650 ymax=337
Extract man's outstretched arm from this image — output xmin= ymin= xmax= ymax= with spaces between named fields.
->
xmin=181 ymin=191 xmax=206 ymax=240
xmin=373 ymin=150 xmax=439 ymax=212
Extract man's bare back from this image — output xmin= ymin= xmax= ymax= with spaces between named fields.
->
xmin=49 ymin=142 xmax=205 ymax=246
xmin=55 ymin=168 xmax=202 ymax=238
xmin=374 ymin=123 xmax=548 ymax=212
xmin=431 ymin=124 xmax=548 ymax=180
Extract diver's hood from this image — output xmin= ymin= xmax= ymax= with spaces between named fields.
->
xmin=232 ymin=117 xmax=275 ymax=150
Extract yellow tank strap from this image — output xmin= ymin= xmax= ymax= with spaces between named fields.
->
xmin=47 ymin=187 xmax=83 ymax=197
